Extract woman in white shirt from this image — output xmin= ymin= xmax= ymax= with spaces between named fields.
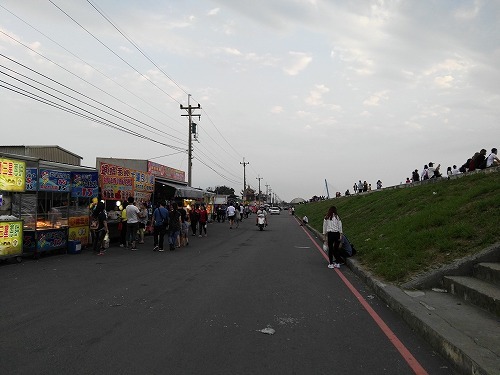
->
xmin=322 ymin=206 xmax=343 ymax=269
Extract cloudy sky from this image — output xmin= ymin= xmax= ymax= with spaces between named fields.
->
xmin=1 ymin=0 xmax=499 ymax=202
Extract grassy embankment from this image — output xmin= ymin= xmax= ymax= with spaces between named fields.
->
xmin=294 ymin=171 xmax=500 ymax=285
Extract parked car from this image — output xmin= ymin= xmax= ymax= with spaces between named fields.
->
xmin=269 ymin=207 xmax=280 ymax=215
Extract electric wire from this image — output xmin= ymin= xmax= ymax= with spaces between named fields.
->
xmin=0 ymin=33 xmax=185 ymax=144
xmin=2 ymin=3 xmax=261 ymax=190
xmin=0 ymin=64 xmax=184 ymax=144
xmin=0 ymin=4 xmax=185 ymax=133
xmin=86 ymin=0 xmax=188 ymax=97
xmin=0 ymin=80 xmax=177 ymax=147
xmin=49 ymin=0 xmax=182 ymax=105
xmin=71 ymin=1 xmax=249 ymax=186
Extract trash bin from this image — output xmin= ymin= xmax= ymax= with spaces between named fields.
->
xmin=67 ymin=240 xmax=82 ymax=254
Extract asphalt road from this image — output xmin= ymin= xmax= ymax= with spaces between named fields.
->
xmin=0 ymin=212 xmax=454 ymax=375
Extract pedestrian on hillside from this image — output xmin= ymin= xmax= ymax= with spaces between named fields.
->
xmin=421 ymin=165 xmax=429 ymax=180
xmin=91 ymin=201 xmax=108 ymax=256
xmin=412 ymin=169 xmax=420 ymax=182
xmin=357 ymin=180 xmax=363 ymax=193
xmin=152 ymin=202 xmax=169 ymax=252
xmin=376 ymin=180 xmax=382 ymax=189
xmin=126 ymin=196 xmax=140 ymax=250
xmin=353 ymin=183 xmax=358 ymax=194
xmin=486 ymin=148 xmax=500 ymax=167
xmin=168 ymin=202 xmax=182 ymax=251
xmin=452 ymin=165 xmax=460 ymax=175
xmin=322 ymin=206 xmax=344 ymax=269
xmin=198 ymin=204 xmax=208 ymax=237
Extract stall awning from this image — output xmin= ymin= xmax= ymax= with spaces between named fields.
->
xmin=156 ymin=179 xmax=206 ymax=199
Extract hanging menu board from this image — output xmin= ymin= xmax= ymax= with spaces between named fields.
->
xmin=99 ymin=162 xmax=154 ymax=202
xmin=0 ymin=220 xmax=23 ymax=256
xmin=71 ymin=172 xmax=98 ymax=198
xmin=39 ymin=169 xmax=71 ymax=192
xmin=0 ymin=158 xmax=26 ymax=192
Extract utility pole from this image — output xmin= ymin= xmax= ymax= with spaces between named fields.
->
xmin=256 ymin=176 xmax=263 ymax=203
xmin=265 ymin=184 xmax=269 ymax=205
xmin=180 ymin=94 xmax=201 ymax=187
xmin=240 ymin=158 xmax=249 ymax=200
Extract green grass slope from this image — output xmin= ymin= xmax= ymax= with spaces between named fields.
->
xmin=295 ymin=171 xmax=500 ymax=284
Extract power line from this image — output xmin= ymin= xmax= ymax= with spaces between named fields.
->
xmin=49 ymin=0 xmax=182 ymax=105
xmin=85 ymin=0 xmax=188 ymax=97
xmin=0 ymin=62 xmax=185 ymax=144
xmin=0 ymin=3 xmax=185 ymax=133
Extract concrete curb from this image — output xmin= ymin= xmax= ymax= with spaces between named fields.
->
xmin=305 ymin=224 xmax=498 ymax=375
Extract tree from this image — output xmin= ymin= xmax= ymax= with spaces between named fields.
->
xmin=210 ymin=185 xmax=235 ymax=196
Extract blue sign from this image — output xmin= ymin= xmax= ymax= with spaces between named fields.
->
xmin=39 ymin=169 xmax=71 ymax=192
xmin=71 ymin=172 xmax=98 ymax=198
xmin=26 ymin=168 xmax=38 ymax=191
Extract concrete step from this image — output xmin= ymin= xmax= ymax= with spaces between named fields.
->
xmin=443 ymin=275 xmax=500 ymax=317
xmin=474 ymin=262 xmax=500 ymax=287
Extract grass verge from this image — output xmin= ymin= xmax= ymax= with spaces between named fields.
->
xmin=294 ymin=171 xmax=500 ymax=285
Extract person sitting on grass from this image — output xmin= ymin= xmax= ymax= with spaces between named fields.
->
xmin=486 ymin=148 xmax=500 ymax=168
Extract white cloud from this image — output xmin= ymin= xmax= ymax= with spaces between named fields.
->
xmin=283 ymin=52 xmax=312 ymax=76
xmin=305 ymin=84 xmax=330 ymax=106
xmin=271 ymin=106 xmax=283 ymax=114
xmin=434 ymin=75 xmax=454 ymax=88
xmin=208 ymin=8 xmax=220 ymax=16
xmin=363 ymin=90 xmax=389 ymax=107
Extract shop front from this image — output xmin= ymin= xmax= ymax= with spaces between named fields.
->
xmin=0 ymin=155 xmax=26 ymax=262
xmin=96 ymin=158 xmax=155 ymax=241
xmin=1 ymin=152 xmax=98 ymax=258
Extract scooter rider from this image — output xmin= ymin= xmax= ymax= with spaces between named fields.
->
xmin=255 ymin=206 xmax=268 ymax=226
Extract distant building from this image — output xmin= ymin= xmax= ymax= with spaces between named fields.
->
xmin=0 ymin=145 xmax=82 ymax=166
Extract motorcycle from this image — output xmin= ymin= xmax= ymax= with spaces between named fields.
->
xmin=257 ymin=213 xmax=266 ymax=231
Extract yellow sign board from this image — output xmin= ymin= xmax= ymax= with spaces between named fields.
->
xmin=0 ymin=221 xmax=23 ymax=257
xmin=68 ymin=226 xmax=90 ymax=246
xmin=0 ymin=158 xmax=26 ymax=192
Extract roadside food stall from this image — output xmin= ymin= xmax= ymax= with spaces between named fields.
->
xmin=0 ymin=155 xmax=97 ymax=257
xmin=148 ymin=160 xmax=214 ymax=214
xmin=14 ymin=161 xmax=98 ymax=257
xmin=97 ymin=159 xmax=155 ymax=241
xmin=0 ymin=156 xmax=26 ymax=263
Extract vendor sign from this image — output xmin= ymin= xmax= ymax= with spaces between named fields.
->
xmin=0 ymin=220 xmax=23 ymax=256
xmin=99 ymin=162 xmax=154 ymax=201
xmin=39 ymin=169 xmax=71 ymax=192
xmin=0 ymin=158 xmax=26 ymax=192
xmin=68 ymin=226 xmax=89 ymax=245
xmin=71 ymin=172 xmax=98 ymax=198
xmin=37 ymin=228 xmax=67 ymax=251
xmin=25 ymin=168 xmax=38 ymax=191
xmin=148 ymin=161 xmax=185 ymax=183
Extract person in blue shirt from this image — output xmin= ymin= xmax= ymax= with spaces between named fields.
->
xmin=151 ymin=202 xmax=169 ymax=252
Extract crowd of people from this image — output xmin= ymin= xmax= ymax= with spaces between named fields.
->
xmin=404 ymin=147 xmax=499 ymax=184
xmin=90 ymin=198 xmax=257 ymax=254
xmin=327 ymin=147 xmax=500 ymax=199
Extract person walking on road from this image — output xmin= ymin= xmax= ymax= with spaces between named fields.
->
xmin=226 ymin=203 xmax=236 ymax=229
xmin=198 ymin=204 xmax=208 ymax=237
xmin=91 ymin=201 xmax=108 ymax=256
xmin=322 ymin=205 xmax=344 ymax=269
xmin=126 ymin=196 xmax=140 ymax=250
xmin=190 ymin=204 xmax=200 ymax=236
xmin=168 ymin=202 xmax=182 ymax=251
xmin=152 ymin=202 xmax=169 ymax=252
